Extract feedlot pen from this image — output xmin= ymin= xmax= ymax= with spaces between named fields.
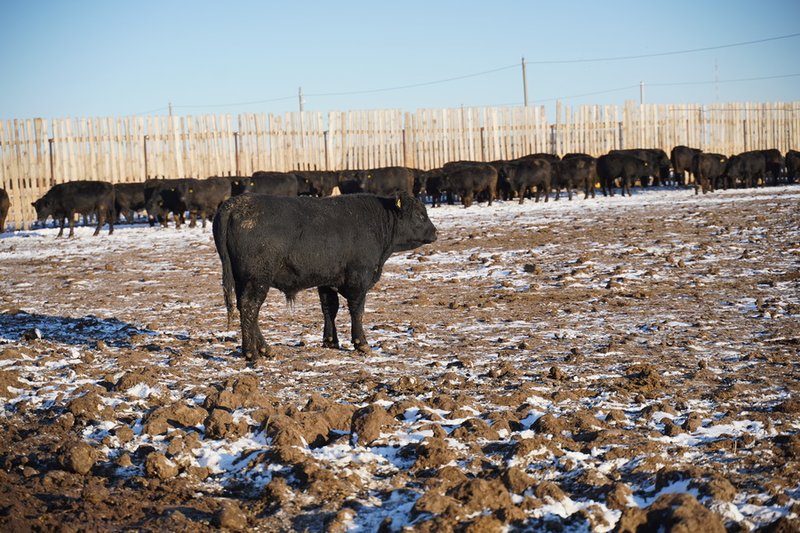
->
xmin=0 ymin=186 xmax=798 ymax=531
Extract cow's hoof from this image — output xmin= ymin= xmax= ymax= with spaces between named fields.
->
xmin=322 ymin=337 xmax=340 ymax=350
xmin=244 ymin=345 xmax=270 ymax=362
xmin=353 ymin=340 xmax=372 ymax=354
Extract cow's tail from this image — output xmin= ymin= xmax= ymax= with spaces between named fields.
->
xmin=212 ymin=202 xmax=237 ymax=329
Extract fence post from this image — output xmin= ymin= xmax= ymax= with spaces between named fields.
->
xmin=324 ymin=130 xmax=330 ymax=171
xmin=48 ymin=138 xmax=55 ymax=186
xmin=233 ymin=131 xmax=240 ymax=176
xmin=143 ymin=135 xmax=149 ymax=180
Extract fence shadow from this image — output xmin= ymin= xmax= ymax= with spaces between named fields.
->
xmin=0 ymin=311 xmax=154 ymax=348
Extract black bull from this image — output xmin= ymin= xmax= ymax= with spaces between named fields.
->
xmin=212 ymin=192 xmax=438 ymax=360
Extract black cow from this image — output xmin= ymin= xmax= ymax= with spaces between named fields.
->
xmin=671 ymin=145 xmax=702 ymax=186
xmin=758 ymin=149 xmax=785 ymax=185
xmin=417 ymin=168 xmax=451 ymax=207
xmin=786 ymin=150 xmax=800 ymax=183
xmin=611 ymin=149 xmax=669 ymax=187
xmin=227 ymin=176 xmax=250 ymax=196
xmin=294 ymin=170 xmax=339 ymax=196
xmin=144 ymin=178 xmax=190 ymax=228
xmin=113 ymin=182 xmax=146 ymax=223
xmin=692 ymin=153 xmax=728 ymax=194
xmin=212 ymin=192 xmax=437 ymax=360
xmin=0 ymin=188 xmax=9 ymax=233
xmin=724 ymin=151 xmax=766 ymax=188
xmin=234 ymin=171 xmax=299 ymax=197
xmin=503 ymin=157 xmax=553 ymax=204
xmin=486 ymin=160 xmax=513 ymax=201
xmin=356 ymin=166 xmax=415 ymax=196
xmin=440 ymin=161 xmax=498 ymax=207
xmin=597 ymin=152 xmax=649 ymax=197
xmin=336 ymin=170 xmax=363 ymax=195
xmin=32 ymin=180 xmax=115 ymax=237
xmin=560 ymin=153 xmax=598 ymax=199
xmin=185 ymin=176 xmax=231 ymax=228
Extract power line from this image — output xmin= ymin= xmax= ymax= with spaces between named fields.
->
xmin=524 ymin=32 xmax=800 ymax=64
xmin=519 ymin=73 xmax=800 ymax=107
xmin=649 ymin=72 xmax=800 ymax=88
xmin=172 ymin=95 xmax=297 ymax=110
xmin=301 ymin=32 xmax=800 ymax=99
xmin=305 ymin=64 xmax=518 ymax=97
xmin=131 ymin=32 xmax=800 ymax=113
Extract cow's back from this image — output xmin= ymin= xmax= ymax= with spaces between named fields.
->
xmin=217 ymin=194 xmax=394 ymax=296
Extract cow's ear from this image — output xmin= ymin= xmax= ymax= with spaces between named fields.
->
xmin=31 ymin=202 xmax=36 ymax=207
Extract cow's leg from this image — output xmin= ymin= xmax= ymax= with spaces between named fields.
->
xmin=94 ymin=211 xmax=104 ymax=236
xmin=237 ymin=282 xmax=270 ymax=360
xmin=68 ymin=213 xmax=76 ymax=237
xmin=318 ymin=287 xmax=340 ymax=349
xmin=57 ymin=218 xmax=65 ymax=238
xmin=108 ymin=209 xmax=114 ymax=235
xmin=345 ymin=293 xmax=370 ymax=353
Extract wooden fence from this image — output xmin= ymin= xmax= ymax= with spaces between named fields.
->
xmin=1 ymin=100 xmax=798 ymax=229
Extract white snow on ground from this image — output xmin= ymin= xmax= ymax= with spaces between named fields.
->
xmin=1 ymin=185 xmax=799 ymax=530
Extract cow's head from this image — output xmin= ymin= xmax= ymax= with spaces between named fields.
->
xmin=31 ymin=197 xmax=52 ymax=222
xmin=391 ymin=192 xmax=437 ymax=252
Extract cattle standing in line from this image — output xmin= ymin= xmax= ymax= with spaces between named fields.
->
xmin=486 ymin=160 xmax=513 ymax=201
xmin=416 ymin=168 xmax=450 ymax=207
xmin=597 ymin=153 xmax=649 ymax=197
xmin=503 ymin=157 xmax=553 ymax=204
xmin=294 ymin=170 xmax=339 ymax=197
xmin=757 ymin=149 xmax=785 ymax=185
xmin=234 ymin=171 xmax=299 ymax=197
xmin=184 ymin=176 xmax=231 ymax=228
xmin=724 ymin=151 xmax=766 ymax=189
xmin=32 ymin=180 xmax=115 ymax=237
xmin=560 ymin=153 xmax=598 ymax=199
xmin=671 ymin=145 xmax=702 ymax=186
xmin=212 ymin=192 xmax=437 ymax=360
xmin=612 ymin=149 xmax=670 ymax=187
xmin=440 ymin=161 xmax=498 ymax=207
xmin=113 ymin=182 xmax=146 ymax=223
xmin=692 ymin=153 xmax=728 ymax=194
xmin=0 ymin=188 xmax=9 ymax=233
xmin=786 ymin=150 xmax=800 ymax=183
xmin=144 ymin=178 xmax=189 ymax=228
xmin=356 ymin=166 xmax=416 ymax=197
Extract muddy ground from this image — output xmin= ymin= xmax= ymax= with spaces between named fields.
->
xmin=0 ymin=186 xmax=799 ymax=532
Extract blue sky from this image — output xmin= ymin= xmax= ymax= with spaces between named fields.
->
xmin=1 ymin=0 xmax=799 ymax=119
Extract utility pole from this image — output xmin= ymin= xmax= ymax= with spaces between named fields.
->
xmin=168 ymin=102 xmax=173 ymax=117
xmin=639 ymin=81 xmax=644 ymax=105
xmin=714 ymin=59 xmax=719 ymax=102
xmin=298 ymin=87 xmax=304 ymax=112
xmin=521 ymin=57 xmax=529 ymax=107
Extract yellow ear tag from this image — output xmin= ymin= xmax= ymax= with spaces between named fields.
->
xmin=395 ymin=198 xmax=402 ymax=209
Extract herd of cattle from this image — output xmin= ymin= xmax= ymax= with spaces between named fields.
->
xmin=1 ymin=145 xmax=798 ymax=237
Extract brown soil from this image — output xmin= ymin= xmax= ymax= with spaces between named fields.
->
xmin=0 ymin=187 xmax=799 ymax=531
